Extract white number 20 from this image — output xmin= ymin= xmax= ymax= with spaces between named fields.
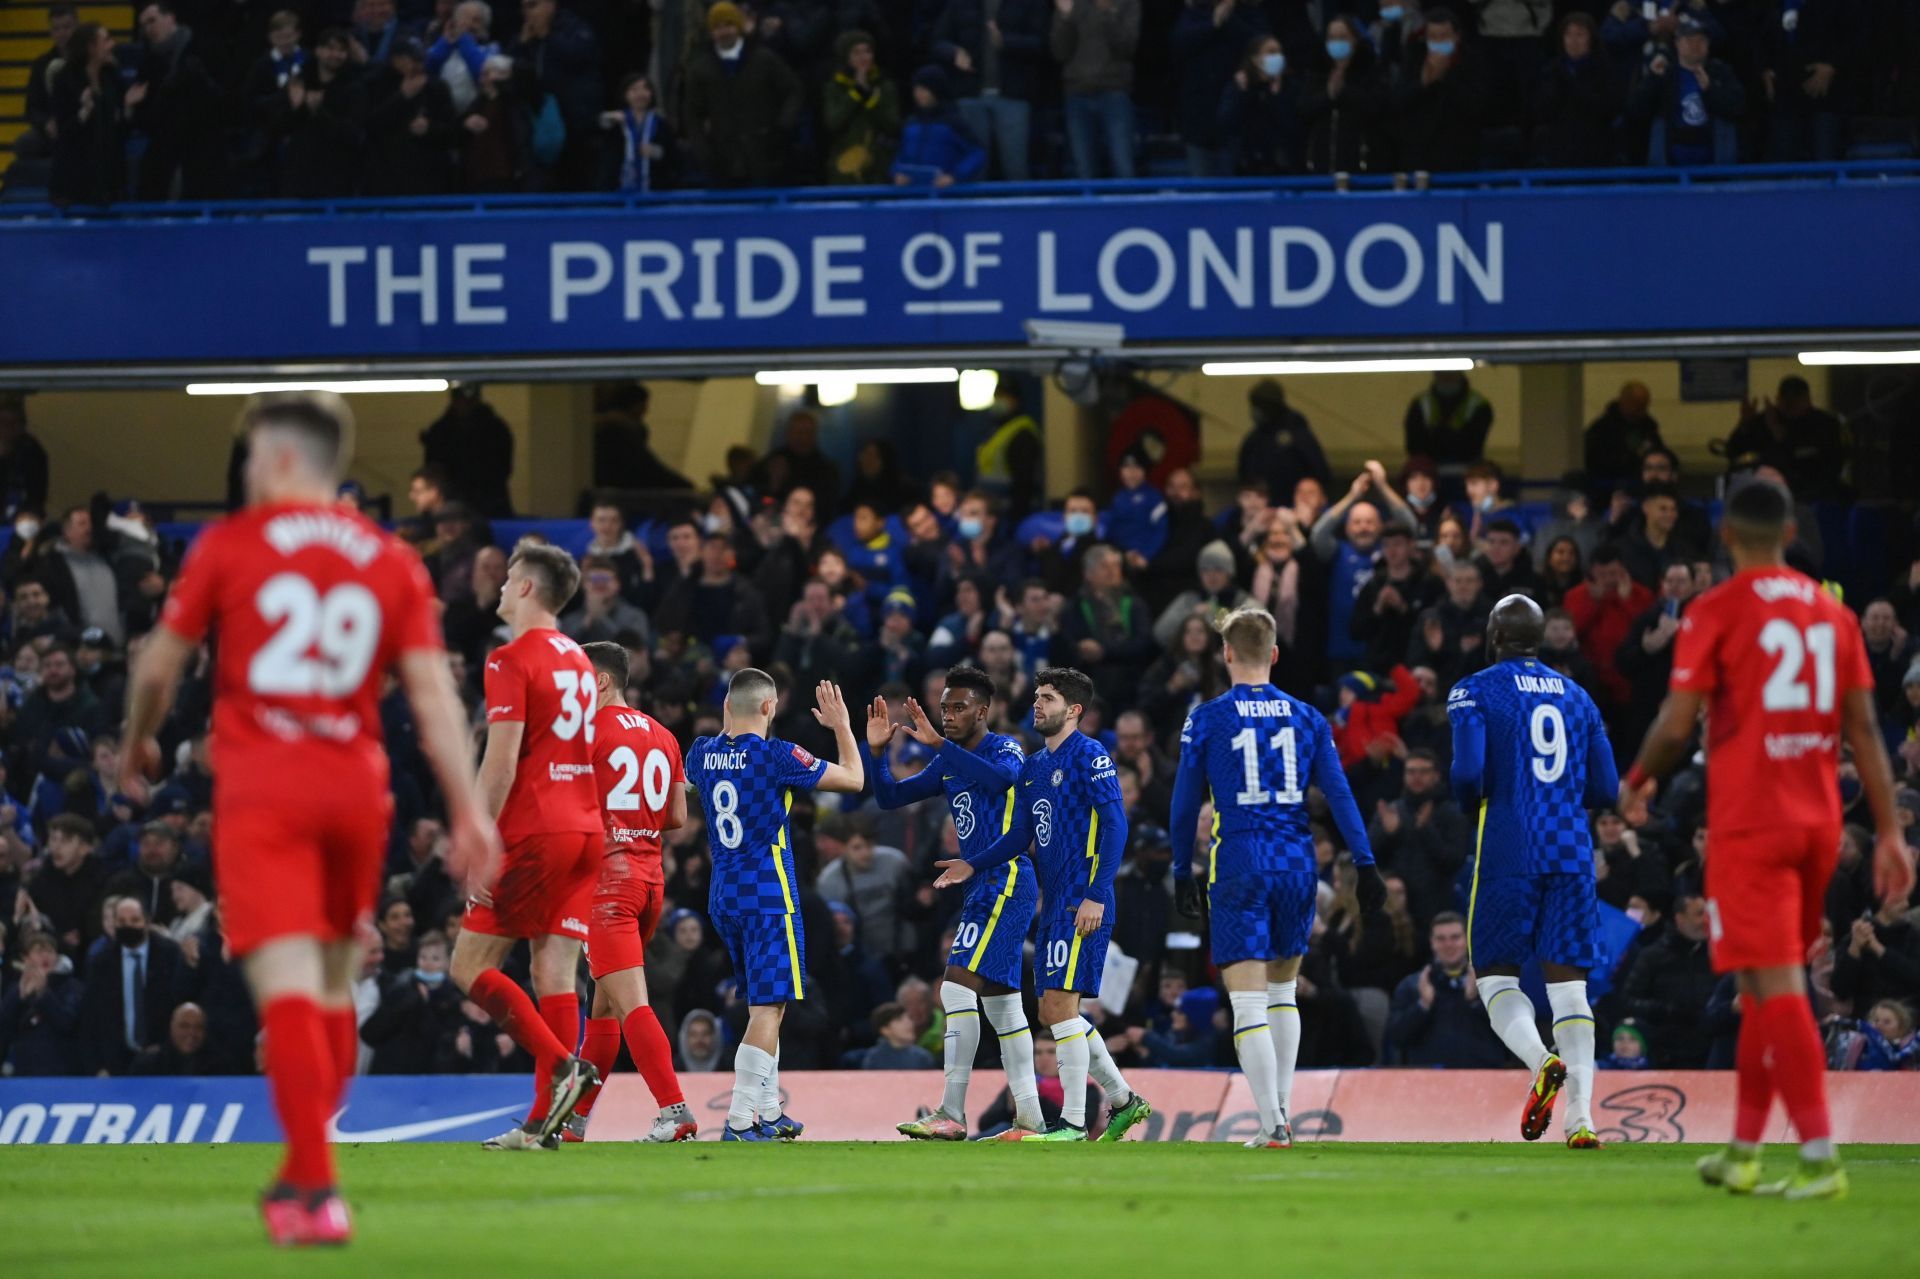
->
xmin=607 ymin=746 xmax=673 ymax=812
xmin=1760 ymin=620 xmax=1835 ymax=713
xmin=248 ymin=573 xmax=381 ymax=697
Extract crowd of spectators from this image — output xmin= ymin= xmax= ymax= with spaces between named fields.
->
xmin=2 ymin=370 xmax=1917 ymax=1096
xmin=12 ymin=0 xmax=1920 ymax=205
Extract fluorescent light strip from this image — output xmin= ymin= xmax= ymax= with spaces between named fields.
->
xmin=185 ymin=379 xmax=451 ymax=396
xmin=1202 ymin=357 xmax=1477 ymax=376
xmin=754 ymin=368 xmax=959 ymax=386
xmin=1796 ymin=350 xmax=1920 ymax=367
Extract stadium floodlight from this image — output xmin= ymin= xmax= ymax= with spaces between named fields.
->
xmin=1200 ymin=357 xmax=1477 ymax=376
xmin=1795 ymin=350 xmax=1920 ymax=366
xmin=753 ymin=368 xmax=960 ymax=386
xmin=184 ymin=378 xmax=452 ymax=395
xmin=813 ymin=375 xmax=859 ymax=408
xmin=957 ymin=369 xmax=1000 ymax=412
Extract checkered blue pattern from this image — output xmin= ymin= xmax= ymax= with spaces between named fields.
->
xmin=1469 ymin=872 xmax=1603 ymax=971
xmin=1019 ymin=731 xmax=1123 ymax=911
xmin=686 ymin=734 xmax=826 ymax=917
xmin=1209 ymin=869 xmax=1319 ymax=966
xmin=947 ymin=731 xmax=1033 ymax=901
xmin=949 ymin=868 xmax=1039 ymax=988
xmin=713 ymin=909 xmax=808 ymax=1004
xmin=1037 ymin=903 xmax=1109 ymax=996
xmin=1178 ymin=684 xmax=1331 ymax=880
xmin=1448 ymin=660 xmax=1611 ymax=878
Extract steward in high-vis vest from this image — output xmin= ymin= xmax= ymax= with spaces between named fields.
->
xmin=1402 ymin=371 xmax=1493 ymax=502
xmin=975 ymin=386 xmax=1042 ymax=523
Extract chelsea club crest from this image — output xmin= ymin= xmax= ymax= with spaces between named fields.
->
xmin=1051 ymin=769 xmax=1064 ymax=787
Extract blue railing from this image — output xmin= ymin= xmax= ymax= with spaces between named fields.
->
xmin=2 ymin=160 xmax=1917 ymax=224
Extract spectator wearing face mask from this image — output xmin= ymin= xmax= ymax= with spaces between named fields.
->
xmin=1171 ymin=0 xmax=1268 ymax=176
xmin=1302 ymin=13 xmax=1388 ymax=174
xmin=360 ymin=931 xmax=469 ymax=1073
xmin=78 ymin=897 xmax=194 ymax=1075
xmin=1217 ymin=32 xmax=1303 ymax=174
xmin=1390 ymin=6 xmax=1485 ymax=172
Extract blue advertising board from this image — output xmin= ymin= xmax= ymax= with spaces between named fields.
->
xmin=2 ymin=177 xmax=1916 ymax=365
xmin=0 ymin=1076 xmax=531 ymax=1144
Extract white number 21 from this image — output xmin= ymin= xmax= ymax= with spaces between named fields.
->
xmin=1760 ymin=620 xmax=1835 ymax=713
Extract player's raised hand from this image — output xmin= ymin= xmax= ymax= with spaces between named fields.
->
xmin=902 ymin=698 xmax=943 ymax=747
xmin=812 ymin=680 xmax=851 ymax=731
xmin=1872 ymin=829 xmax=1916 ymax=907
xmin=1073 ymin=898 xmax=1105 ymax=937
xmin=932 ymin=857 xmax=975 ymax=889
xmin=116 ymin=736 xmax=163 ymax=806
xmin=864 ymin=695 xmax=894 ymax=752
xmin=1618 ymin=774 xmax=1656 ymax=826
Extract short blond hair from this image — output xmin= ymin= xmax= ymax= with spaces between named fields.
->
xmin=1218 ymin=607 xmax=1277 ymax=665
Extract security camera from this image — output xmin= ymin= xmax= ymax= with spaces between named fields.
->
xmin=1023 ymin=320 xmax=1126 ymax=351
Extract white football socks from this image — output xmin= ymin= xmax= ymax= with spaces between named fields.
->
xmin=1479 ymin=975 xmax=1551 ymax=1074
xmin=760 ymin=1042 xmax=782 ymax=1119
xmin=1230 ymin=991 xmax=1282 ymax=1135
xmin=1081 ymin=1017 xmax=1132 ymax=1105
xmin=940 ymin=984 xmax=981 ymax=1124
xmin=731 ymin=1044 xmax=774 ymax=1131
xmin=1267 ymin=981 xmax=1300 ymax=1120
xmin=1052 ymin=1020 xmax=1091 ymax=1127
xmin=983 ymin=993 xmax=1041 ymax=1131
xmin=1547 ymin=981 xmax=1596 ymax=1133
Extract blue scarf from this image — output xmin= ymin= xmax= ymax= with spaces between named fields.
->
xmin=270 ymin=47 xmax=306 ymax=88
xmin=618 ymin=108 xmax=659 ymax=191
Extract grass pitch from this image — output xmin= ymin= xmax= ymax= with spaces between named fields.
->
xmin=5 ymin=1142 xmax=1915 ymax=1278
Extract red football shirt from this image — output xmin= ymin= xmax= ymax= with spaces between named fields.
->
xmin=591 ymin=703 xmax=683 ymax=885
xmin=1670 ymin=567 xmax=1873 ymax=836
xmin=160 ymin=501 xmax=442 ymax=795
xmin=483 ymin=628 xmax=602 ymax=843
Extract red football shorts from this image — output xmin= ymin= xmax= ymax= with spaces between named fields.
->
xmin=464 ymin=832 xmax=599 ymax=942
xmin=213 ymin=792 xmax=390 ymax=957
xmin=586 ymin=851 xmax=665 ymax=980
xmin=1704 ymin=823 xmax=1840 ymax=973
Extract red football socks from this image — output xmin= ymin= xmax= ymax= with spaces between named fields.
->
xmin=1733 ymin=994 xmax=1771 ymax=1145
xmin=262 ymin=995 xmax=337 ymax=1191
xmin=574 ymin=1017 xmax=622 ymax=1118
xmin=525 ymin=993 xmax=581 ymax=1124
xmin=323 ymin=1006 xmax=358 ymax=1107
xmin=623 ymin=1005 xmax=685 ymax=1108
xmin=1755 ymin=992 xmax=1833 ymax=1144
xmin=469 ymin=970 xmax=572 ymax=1063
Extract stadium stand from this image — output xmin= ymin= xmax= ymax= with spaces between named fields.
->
xmin=1 ymin=372 xmax=1916 ymax=1092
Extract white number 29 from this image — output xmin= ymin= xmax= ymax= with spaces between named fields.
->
xmin=248 ymin=573 xmax=381 ymax=697
xmin=1760 ymin=620 xmax=1835 ymax=713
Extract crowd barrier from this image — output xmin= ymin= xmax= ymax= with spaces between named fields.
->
xmin=4 ymin=1071 xmax=1917 ymax=1145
